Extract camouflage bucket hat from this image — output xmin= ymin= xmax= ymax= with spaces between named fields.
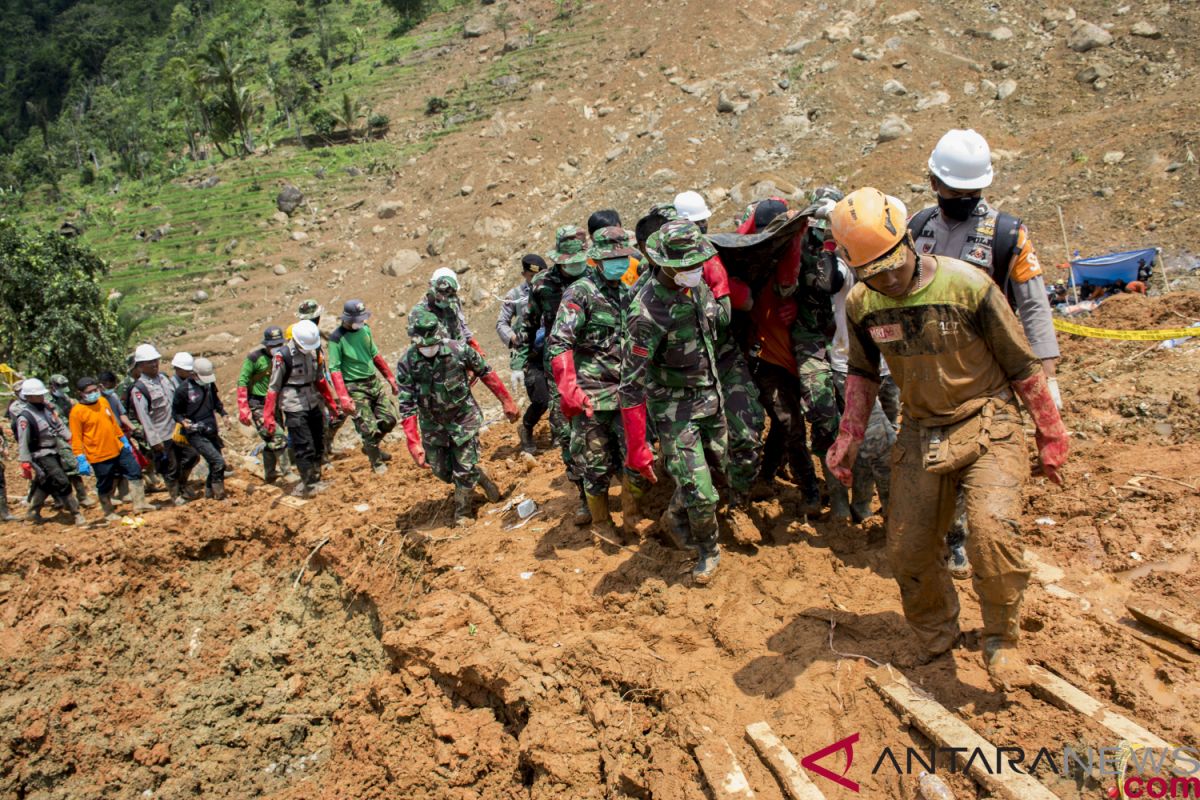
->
xmin=588 ymin=226 xmax=638 ymax=261
xmin=297 ymin=299 xmax=324 ymax=320
xmin=409 ymin=307 xmax=444 ymax=346
xmin=648 ymin=202 xmax=681 ymax=222
xmin=645 ymin=219 xmax=716 ymax=269
xmin=546 ymin=225 xmax=590 ymax=266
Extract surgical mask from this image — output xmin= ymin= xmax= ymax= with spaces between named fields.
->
xmin=600 ymin=258 xmax=628 ymax=281
xmin=937 ymin=194 xmax=982 ymax=222
xmin=672 ymin=267 xmax=704 ymax=289
xmin=561 ymin=262 xmax=587 ymax=278
xmin=82 ymin=391 xmax=101 ymax=404
xmin=418 ymin=345 xmax=440 ymax=358
xmin=349 ymin=321 xmax=365 ymax=331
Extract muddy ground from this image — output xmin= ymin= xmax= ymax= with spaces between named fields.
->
xmin=2 ymin=292 xmax=1198 ymax=799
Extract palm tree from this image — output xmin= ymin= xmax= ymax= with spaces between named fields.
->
xmin=198 ymin=41 xmax=256 ymax=155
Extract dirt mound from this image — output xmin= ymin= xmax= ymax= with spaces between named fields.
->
xmin=1086 ymin=290 xmax=1200 ymax=330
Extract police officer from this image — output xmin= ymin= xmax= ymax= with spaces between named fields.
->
xmin=15 ymin=379 xmax=87 ymax=526
xmin=236 ymin=326 xmax=293 ymax=484
xmin=130 ymin=344 xmax=199 ymax=505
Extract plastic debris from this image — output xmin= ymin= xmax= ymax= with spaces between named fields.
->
xmin=519 ymin=571 xmax=535 ymax=580
xmin=517 ymin=499 xmax=537 ymax=518
xmin=1035 ymin=517 xmax=1056 ymax=526
xmin=917 ymin=771 xmax=955 ymax=800
xmin=354 ymin=503 xmax=370 ymax=513
xmin=1129 ymin=551 xmax=1143 ymax=562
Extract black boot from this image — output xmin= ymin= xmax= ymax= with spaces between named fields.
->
xmin=0 ymin=496 xmax=16 ymax=522
xmin=73 ymin=475 xmax=96 ymax=508
xmin=24 ymin=489 xmax=48 ymax=524
xmin=364 ymin=440 xmax=387 ymax=475
xmin=211 ymin=480 xmax=226 ymax=501
xmin=572 ymin=481 xmax=591 ymax=527
xmin=519 ymin=424 xmax=537 ymax=455
xmin=453 ymin=485 xmax=474 ymax=527
xmin=476 ymin=468 xmax=501 ymax=503
xmin=262 ymin=448 xmax=280 ymax=483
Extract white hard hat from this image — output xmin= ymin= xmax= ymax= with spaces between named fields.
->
xmin=133 ymin=344 xmax=161 ymax=363
xmin=193 ymin=357 xmax=216 ymax=384
xmin=673 ymin=190 xmax=711 ymax=222
xmin=172 ymin=352 xmax=195 ymax=371
xmin=928 ymin=129 xmax=994 ymax=190
xmin=292 ymin=319 xmax=321 ymax=352
xmin=430 ymin=266 xmax=458 ymax=289
xmin=20 ymin=378 xmax=48 ymax=398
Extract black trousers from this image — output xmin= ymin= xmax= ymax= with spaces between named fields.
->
xmin=523 ymin=361 xmax=550 ymax=430
xmin=154 ymin=440 xmax=199 ymax=487
xmin=752 ymin=360 xmax=816 ymax=486
xmin=186 ymin=430 xmax=225 ymax=486
xmin=286 ymin=407 xmax=325 ymax=479
xmin=32 ymin=453 xmax=73 ymax=500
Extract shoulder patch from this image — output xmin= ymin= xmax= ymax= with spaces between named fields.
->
xmin=868 ymin=324 xmax=903 ymax=344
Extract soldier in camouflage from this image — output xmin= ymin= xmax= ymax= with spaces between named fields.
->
xmin=621 ymin=220 xmax=729 ymax=585
xmin=408 ymin=268 xmax=485 ymax=355
xmin=236 ymin=326 xmax=293 ymax=483
xmin=398 ymin=308 xmax=520 ymax=526
xmin=517 ymin=225 xmax=591 ymax=525
xmin=328 ymin=300 xmax=400 ymax=474
xmin=547 ymin=226 xmax=650 ymax=540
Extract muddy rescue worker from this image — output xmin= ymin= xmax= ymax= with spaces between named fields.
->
xmin=130 ymin=344 xmax=198 ymax=506
xmin=328 ymin=300 xmax=399 ymax=475
xmin=827 ymin=188 xmax=1068 ymax=692
xmin=15 ymin=378 xmax=87 ymax=526
xmin=498 ymin=254 xmax=550 ymax=455
xmin=173 ymin=357 xmax=228 ymax=501
xmin=237 ymin=326 xmax=293 ymax=484
xmin=263 ymin=320 xmax=340 ymax=497
xmin=70 ymin=376 xmax=154 ymax=520
xmin=409 ymin=268 xmax=484 ymax=354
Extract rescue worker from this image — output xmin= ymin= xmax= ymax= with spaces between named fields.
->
xmin=0 ymin=405 xmax=17 ymax=521
xmin=673 ymin=190 xmax=712 ymax=233
xmin=621 ymin=220 xmax=728 ymax=585
xmin=98 ymin=371 xmax=135 ymax=436
xmin=263 ymin=320 xmax=340 ymax=497
xmin=827 ymin=188 xmax=1068 ymax=691
xmin=117 ymin=357 xmax=164 ymax=492
xmin=15 ymin=379 xmax=86 ymax=526
xmin=48 ymin=374 xmax=74 ymax=418
xmin=288 ymin=300 xmax=344 ymax=462
xmin=236 ymin=326 xmax=293 ymax=484
xmin=547 ymin=226 xmax=649 ymax=539
xmin=327 ymin=299 xmax=399 ymax=474
xmin=409 ymin=268 xmax=484 ymax=354
xmin=69 ymin=376 xmax=154 ymax=520
xmin=397 ymin=308 xmax=520 ymax=526
xmin=497 ymin=254 xmax=550 ymax=454
xmin=47 ymin=373 xmax=94 ymax=508
xmin=173 ymin=357 xmax=227 ymax=500
xmin=518 ymin=225 xmax=592 ymax=525
xmin=129 ymin=344 xmax=198 ymax=505
xmin=170 ymin=352 xmax=194 ymax=388
xmin=911 ymin=129 xmax=1063 ymax=580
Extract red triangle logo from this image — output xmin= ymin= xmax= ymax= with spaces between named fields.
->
xmin=800 ymin=733 xmax=861 ymax=792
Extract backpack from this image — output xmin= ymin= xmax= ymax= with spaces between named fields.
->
xmin=908 ymin=206 xmax=1022 ymax=307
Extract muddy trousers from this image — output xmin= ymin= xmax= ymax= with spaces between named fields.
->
xmin=153 ymin=441 xmax=199 ymax=489
xmin=719 ymin=353 xmax=765 ymax=496
xmin=426 ymin=436 xmax=481 ymax=490
xmin=887 ymin=416 xmax=1031 ymax=654
xmin=522 ymin=361 xmax=550 ymax=431
xmin=568 ymin=409 xmax=650 ymax=497
xmin=186 ymin=431 xmax=225 ymax=488
xmin=656 ymin=411 xmax=728 ymax=552
xmin=544 ymin=360 xmax=581 ymax=481
xmin=285 ymin=407 xmax=326 ymax=484
xmin=753 ymin=360 xmax=816 ymax=487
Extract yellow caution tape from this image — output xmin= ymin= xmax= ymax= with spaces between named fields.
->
xmin=1053 ymin=318 xmax=1199 ymax=341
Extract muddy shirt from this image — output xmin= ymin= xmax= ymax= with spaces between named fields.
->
xmin=846 ymin=256 xmax=1038 ymax=426
xmin=130 ymin=374 xmax=178 ymax=447
xmin=546 ymin=272 xmax=627 ymax=411
xmin=267 ymin=342 xmax=325 ymax=414
xmin=396 ymin=341 xmax=491 ymax=447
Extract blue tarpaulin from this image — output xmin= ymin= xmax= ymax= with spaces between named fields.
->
xmin=1070 ymin=248 xmax=1157 ymax=286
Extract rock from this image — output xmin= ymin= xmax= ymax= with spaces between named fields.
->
xmin=460 ymin=184 xmax=473 ymax=196
xmin=916 ymin=90 xmax=950 ymax=110
xmin=878 ymin=115 xmax=912 ymax=142
xmin=475 ymin=216 xmax=514 ymax=238
xmin=605 ymin=146 xmax=625 ymax=162
xmin=197 ymin=175 xmax=219 ymax=189
xmin=996 ymin=79 xmax=1018 ymax=100
xmin=377 ymin=200 xmax=403 ymax=219
xmin=427 ymin=229 xmax=449 ymax=257
xmin=1130 ymin=21 xmax=1162 ymax=39
xmin=192 ymin=290 xmax=209 ymax=304
xmin=716 ymin=92 xmax=737 ymax=113
xmin=886 ymin=10 xmax=921 ymax=25
xmin=470 ymin=286 xmax=489 ymax=305
xmin=987 ymin=26 xmax=1014 ymax=41
xmin=382 ymin=248 xmax=423 ymax=277
xmin=290 ymin=231 xmax=309 ymax=242
xmin=1077 ymin=62 xmax=1115 ymax=84
xmin=132 ymin=743 xmax=170 ymax=767
xmin=823 ymin=24 xmax=852 ymax=42
xmin=463 ymin=12 xmax=494 ymax=38
xmin=882 ymin=79 xmax=908 ymax=95
xmin=451 ymin=259 xmax=472 ymax=275
xmin=492 ymin=74 xmax=520 ymax=90
xmin=272 ymin=211 xmax=289 ymax=224
xmin=781 ymin=39 xmax=810 ymax=54
xmin=226 ymin=276 xmax=245 ymax=287
xmin=224 ymin=238 xmax=239 ymax=254
xmin=681 ymin=79 xmax=714 ymax=96
xmin=272 ymin=264 xmax=288 ymax=276
xmin=992 ymin=59 xmax=1013 ymax=70
xmin=980 ymin=78 xmax=998 ymax=96
xmin=1069 ymin=21 xmax=1114 ymax=52
xmin=276 ymin=185 xmax=304 ymax=215
xmin=1103 ymin=151 xmax=1125 ymax=165
xmin=852 ymin=48 xmax=882 ymax=61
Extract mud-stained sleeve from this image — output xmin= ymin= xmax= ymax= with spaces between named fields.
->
xmin=267 ymin=352 xmax=288 ymax=396
xmin=16 ymin=416 xmax=33 ymax=463
xmin=546 ymin=285 xmax=585 ymax=360
xmin=845 ymin=291 xmax=883 ymax=382
xmin=496 ymin=291 xmax=517 ymax=345
xmin=130 ymin=387 xmax=153 ymax=436
xmin=619 ymin=304 xmax=664 ymax=408
xmin=464 ymin=343 xmax=492 ymax=379
xmin=395 ymin=352 xmax=418 ymax=419
xmin=977 ymin=283 xmax=1040 ymax=382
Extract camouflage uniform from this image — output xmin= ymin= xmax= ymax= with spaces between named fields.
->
xmin=711 ymin=283 xmax=764 ymax=498
xmin=408 ymin=290 xmax=475 ymax=348
xmin=789 ymin=225 xmax=841 ymax=458
xmin=621 ymin=221 xmax=729 ymax=574
xmin=327 ymin=306 xmax=399 ymax=471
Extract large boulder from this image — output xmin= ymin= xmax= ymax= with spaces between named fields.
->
xmin=1068 ymin=21 xmax=1114 ymax=52
xmin=463 ymin=12 xmax=495 ymax=38
xmin=382 ymin=249 xmax=423 ymax=278
xmin=276 ymin=185 xmax=305 ymax=216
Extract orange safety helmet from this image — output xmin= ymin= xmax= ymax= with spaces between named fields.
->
xmin=830 ymin=188 xmax=910 ymax=278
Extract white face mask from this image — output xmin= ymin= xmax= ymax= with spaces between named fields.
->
xmin=672 ymin=267 xmax=704 ymax=289
xmin=418 ymin=345 xmax=441 ymax=358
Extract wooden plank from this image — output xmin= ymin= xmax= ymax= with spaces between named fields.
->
xmin=1127 ymin=604 xmax=1200 ymax=650
xmin=1027 ymin=666 xmax=1174 ymax=752
xmin=694 ymin=734 xmax=757 ymax=800
xmin=744 ymin=722 xmax=826 ymax=800
xmin=866 ymin=667 xmax=1060 ymax=800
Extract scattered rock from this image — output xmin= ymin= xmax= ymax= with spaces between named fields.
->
xmin=451 ymin=259 xmax=472 ymax=275
xmin=272 ymin=211 xmax=289 ymax=224
xmin=987 ymin=26 xmax=1014 ymax=41
xmin=878 ymin=115 xmax=912 ymax=142
xmin=996 ymin=79 xmax=1018 ymax=100
xmin=1130 ymin=21 xmax=1162 ymax=39
xmin=1068 ymin=21 xmax=1114 ymax=52
xmin=427 ymin=229 xmax=450 ymax=257
xmin=605 ymin=146 xmax=626 ymax=162
xmin=492 ymin=74 xmax=520 ymax=90
xmin=197 ymin=175 xmax=220 ymax=189
xmin=980 ymin=78 xmax=998 ymax=96
xmin=290 ymin=231 xmax=309 ymax=242
xmin=882 ymin=79 xmax=908 ymax=96
xmin=916 ymin=90 xmax=950 ymax=110
xmin=377 ymin=200 xmax=403 ymax=219
xmin=192 ymin=290 xmax=209 ymax=304
xmin=382 ymin=248 xmax=423 ymax=277
xmin=1103 ymin=151 xmax=1125 ymax=165
xmin=272 ymin=264 xmax=288 ymax=276
xmin=852 ymin=48 xmax=882 ymax=61
xmin=716 ymin=92 xmax=737 ymax=113
xmin=226 ymin=276 xmax=245 ymax=287
xmin=470 ymin=286 xmax=489 ymax=305
xmin=463 ymin=12 xmax=494 ymax=38
xmin=1076 ymin=62 xmax=1114 ymax=84
xmin=460 ymin=185 xmax=474 ymax=197
xmin=992 ymin=59 xmax=1013 ymax=70
xmin=781 ymin=39 xmax=810 ymax=54
xmin=886 ymin=10 xmax=921 ymax=25
xmin=475 ymin=216 xmax=514 ymax=238
xmin=132 ymin=743 xmax=170 ymax=767
xmin=276 ymin=185 xmax=304 ymax=215
xmin=823 ymin=24 xmax=852 ymax=42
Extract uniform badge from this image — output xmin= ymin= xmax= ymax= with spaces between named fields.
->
xmin=868 ymin=323 xmax=902 ymax=343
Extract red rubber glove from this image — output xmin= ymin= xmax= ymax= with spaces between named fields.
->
xmin=550 ymin=351 xmax=593 ymax=420
xmin=826 ymin=374 xmax=880 ymax=486
xmin=373 ymin=354 xmax=399 ymax=395
xmin=330 ymin=372 xmax=356 ymax=414
xmin=480 ymin=370 xmax=520 ymax=422
xmin=728 ymin=277 xmax=753 ymax=311
xmin=1013 ymin=372 xmax=1068 ymax=485
xmin=315 ymin=377 xmax=339 ymax=417
xmin=401 ymin=415 xmax=427 ymax=468
xmin=621 ymin=403 xmax=657 ymax=484
xmin=468 ymin=338 xmax=486 ymax=358
xmin=263 ymin=390 xmax=279 ymax=436
xmin=236 ymin=386 xmax=253 ymax=427
xmin=701 ymin=255 xmax=730 ymax=301
xmin=21 ymin=462 xmax=34 ymax=481
xmin=776 ymin=298 xmax=798 ymax=327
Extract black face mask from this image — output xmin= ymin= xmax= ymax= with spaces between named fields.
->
xmin=937 ymin=194 xmax=982 ymax=222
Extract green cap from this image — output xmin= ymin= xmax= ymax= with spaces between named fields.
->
xmin=546 ymin=225 xmax=590 ymax=266
xmin=645 ymin=219 xmax=716 ymax=269
xmin=409 ymin=307 xmax=444 ymax=346
xmin=587 ymin=226 xmax=638 ymax=261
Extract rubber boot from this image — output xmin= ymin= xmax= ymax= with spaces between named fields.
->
xmin=129 ymin=480 xmax=157 ymax=512
xmin=263 ymin=448 xmax=280 ymax=483
xmin=794 ymin=455 xmax=822 ymax=515
xmin=25 ymin=489 xmax=48 ymax=524
xmin=144 ymin=470 xmax=165 ymax=492
xmin=984 ymin=637 xmax=1033 ymax=692
xmin=724 ymin=490 xmax=759 ymax=542
xmin=519 ymin=424 xmax=538 ymax=455
xmin=365 ymin=440 xmax=387 ymax=475
xmin=379 ymin=449 xmax=393 ymax=463
xmin=658 ymin=497 xmax=696 ymax=551
xmin=476 ymin=468 xmax=502 ymax=504
xmin=73 ymin=475 xmax=96 ymax=508
xmin=66 ymin=495 xmax=87 ymax=527
xmin=571 ymin=481 xmax=591 ymax=527
xmin=946 ymin=520 xmax=973 ymax=581
xmin=0 ymin=496 xmax=17 ymax=522
xmin=98 ymin=494 xmax=121 ymax=522
xmin=279 ymin=449 xmax=299 ymax=481
xmin=116 ymin=477 xmax=131 ymax=504
xmin=453 ymin=484 xmax=474 ymax=527
xmin=168 ymin=482 xmax=187 ymax=506
xmin=211 ymin=480 xmax=226 ymax=501
xmin=850 ymin=464 xmax=875 ymax=523
xmin=585 ymin=492 xmax=618 ymax=538
xmin=691 ymin=516 xmax=721 ymax=585
xmin=620 ymin=476 xmax=645 ymax=539
xmin=825 ymin=463 xmax=852 ymax=522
